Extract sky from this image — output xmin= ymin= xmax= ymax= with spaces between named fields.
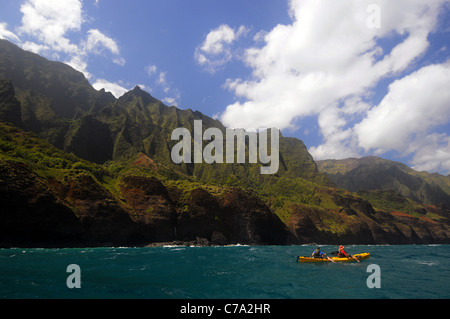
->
xmin=1 ymin=0 xmax=450 ymax=175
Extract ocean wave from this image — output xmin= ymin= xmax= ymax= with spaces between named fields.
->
xmin=417 ymin=260 xmax=439 ymax=266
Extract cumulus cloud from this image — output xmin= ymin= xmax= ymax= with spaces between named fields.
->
xmin=195 ymin=24 xmax=248 ymax=73
xmin=15 ymin=0 xmax=125 ymax=82
xmin=65 ymin=55 xmax=90 ymax=79
xmin=85 ymin=29 xmax=120 ymax=55
xmin=0 ymin=22 xmax=20 ymax=42
xmin=16 ymin=0 xmax=126 ymax=93
xmin=20 ymin=41 xmax=49 ymax=54
xmin=410 ymin=135 xmax=450 ymax=173
xmin=356 ymin=63 xmax=450 ymax=153
xmin=217 ymin=0 xmax=450 ymax=173
xmin=162 ymin=95 xmax=180 ymax=107
xmin=221 ymin=0 xmax=442 ymax=129
xmin=92 ymin=79 xmax=128 ymax=98
xmin=355 ymin=62 xmax=450 ymax=173
xmin=19 ymin=0 xmax=82 ymax=54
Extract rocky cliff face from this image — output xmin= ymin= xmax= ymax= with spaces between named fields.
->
xmin=0 ymin=80 xmax=22 ymax=128
xmin=0 ymin=160 xmax=83 ymax=247
xmin=1 ymin=144 xmax=447 ymax=247
xmin=0 ymin=39 xmax=449 ymax=247
xmin=0 ymin=155 xmax=290 ymax=247
xmin=286 ymin=188 xmax=449 ymax=244
xmin=0 ymin=121 xmax=292 ymax=246
xmin=317 ymin=156 xmax=450 ymax=207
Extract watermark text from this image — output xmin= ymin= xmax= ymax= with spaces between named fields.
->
xmin=171 ymin=120 xmax=280 ymax=174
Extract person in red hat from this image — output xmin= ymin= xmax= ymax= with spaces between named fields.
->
xmin=338 ymin=245 xmax=360 ymax=262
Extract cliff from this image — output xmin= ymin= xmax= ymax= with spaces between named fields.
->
xmin=0 ymin=39 xmax=449 ymax=246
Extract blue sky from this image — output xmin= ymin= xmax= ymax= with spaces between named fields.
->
xmin=1 ymin=0 xmax=450 ymax=175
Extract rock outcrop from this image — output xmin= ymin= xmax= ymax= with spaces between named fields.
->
xmin=0 ymin=158 xmax=291 ymax=247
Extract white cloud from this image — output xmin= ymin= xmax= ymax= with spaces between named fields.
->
xmin=217 ymin=0 xmax=450 ymax=173
xmin=158 ymin=71 xmax=167 ymax=85
xmin=200 ymin=25 xmax=247 ymax=55
xmin=355 ymin=62 xmax=450 ymax=154
xmin=136 ymin=84 xmax=149 ymax=91
xmin=19 ymin=0 xmax=82 ymax=54
xmin=15 ymin=0 xmax=125 ymax=83
xmin=145 ymin=64 xmax=158 ymax=76
xmin=84 ymin=29 xmax=125 ymax=65
xmin=66 ymin=55 xmax=91 ymax=79
xmin=253 ymin=30 xmax=267 ymax=42
xmin=85 ymin=29 xmax=120 ymax=55
xmin=221 ymin=0 xmax=442 ymax=129
xmin=0 ymin=22 xmax=20 ymax=42
xmin=409 ymin=134 xmax=450 ymax=173
xmin=112 ymin=57 xmax=126 ymax=66
xmin=161 ymin=84 xmax=181 ymax=106
xmin=144 ymin=65 xmax=181 ymax=106
xmin=195 ymin=24 xmax=248 ymax=73
xmin=162 ymin=96 xmax=178 ymax=107
xmin=92 ymin=79 xmax=128 ymax=98
xmin=20 ymin=40 xmax=50 ymax=54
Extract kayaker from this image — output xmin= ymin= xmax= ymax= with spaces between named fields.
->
xmin=312 ymin=247 xmax=324 ymax=258
xmin=338 ymin=245 xmax=360 ymax=262
xmin=312 ymin=247 xmax=335 ymax=262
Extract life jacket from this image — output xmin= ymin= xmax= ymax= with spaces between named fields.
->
xmin=338 ymin=249 xmax=347 ymax=258
xmin=313 ymin=248 xmax=322 ymax=258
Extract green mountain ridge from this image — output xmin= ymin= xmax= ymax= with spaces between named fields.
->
xmin=0 ymin=39 xmax=449 ymax=246
xmin=317 ymin=157 xmax=450 ymax=208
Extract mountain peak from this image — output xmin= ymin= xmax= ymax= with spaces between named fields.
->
xmin=118 ymin=85 xmax=158 ymax=103
xmin=0 ymin=39 xmax=101 ymax=118
xmin=132 ymin=85 xmax=143 ymax=92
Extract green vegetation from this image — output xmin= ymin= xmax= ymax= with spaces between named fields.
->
xmin=318 ymin=157 xmax=450 ymax=208
xmin=0 ymin=39 xmax=448 ymax=245
xmin=357 ymin=190 xmax=419 ymax=214
xmin=0 ymin=123 xmax=105 ymax=177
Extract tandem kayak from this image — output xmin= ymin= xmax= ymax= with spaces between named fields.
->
xmin=297 ymin=253 xmax=370 ymax=263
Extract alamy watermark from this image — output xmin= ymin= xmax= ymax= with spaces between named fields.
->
xmin=66 ymin=264 xmax=81 ymax=289
xmin=366 ymin=3 xmax=381 ymax=29
xmin=170 ymin=120 xmax=280 ymax=174
xmin=366 ymin=264 xmax=381 ymax=288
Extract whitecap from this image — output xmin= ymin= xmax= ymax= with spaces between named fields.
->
xmin=418 ymin=260 xmax=439 ymax=266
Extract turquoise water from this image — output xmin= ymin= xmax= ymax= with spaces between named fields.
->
xmin=1 ymin=245 xmax=449 ymax=299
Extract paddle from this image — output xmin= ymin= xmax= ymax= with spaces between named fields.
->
xmin=325 ymin=255 xmax=336 ymax=263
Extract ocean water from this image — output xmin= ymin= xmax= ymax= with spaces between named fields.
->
xmin=0 ymin=245 xmax=449 ymax=299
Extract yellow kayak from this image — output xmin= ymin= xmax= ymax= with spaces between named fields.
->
xmin=297 ymin=253 xmax=370 ymax=263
